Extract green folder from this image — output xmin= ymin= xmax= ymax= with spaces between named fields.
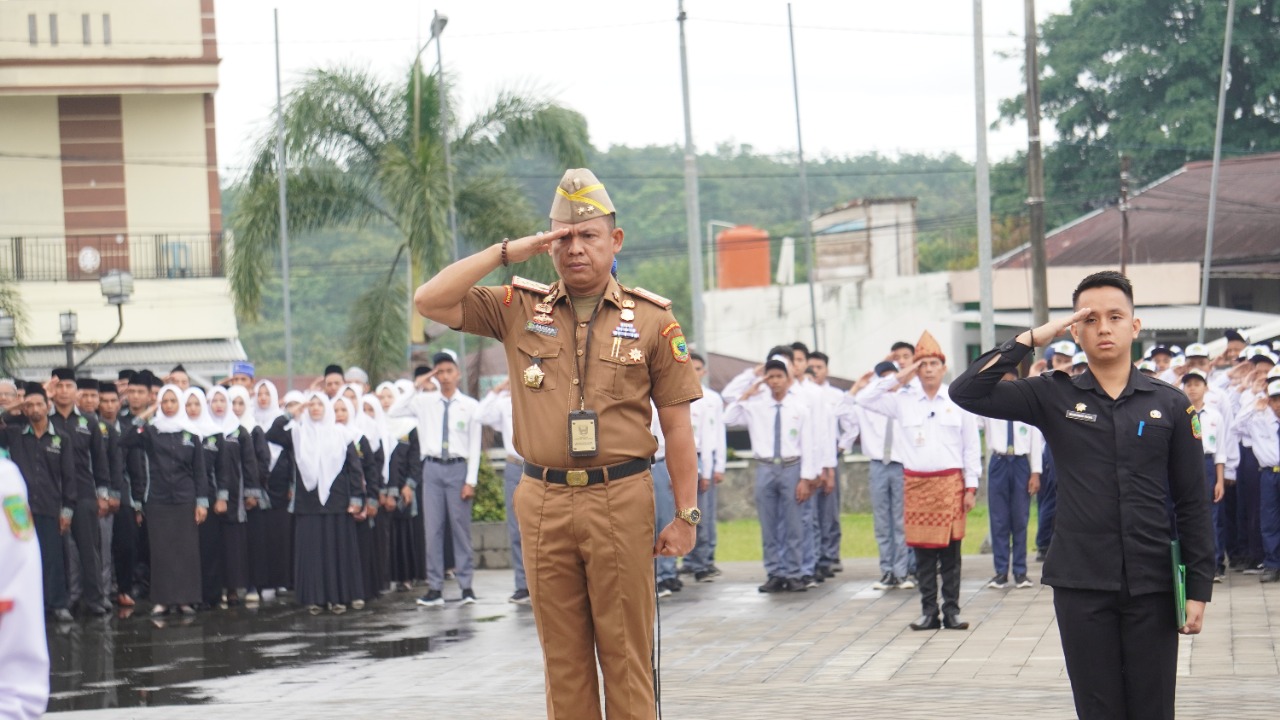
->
xmin=1171 ymin=539 xmax=1187 ymax=628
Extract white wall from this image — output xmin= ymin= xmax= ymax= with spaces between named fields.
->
xmin=704 ymin=272 xmax=960 ymax=377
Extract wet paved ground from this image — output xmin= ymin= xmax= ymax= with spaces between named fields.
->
xmin=48 ymin=556 xmax=1280 ymax=719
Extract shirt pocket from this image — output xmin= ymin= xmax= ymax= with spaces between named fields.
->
xmin=596 ymin=351 xmax=648 ymax=401
xmin=516 ymin=339 xmax=561 ymax=393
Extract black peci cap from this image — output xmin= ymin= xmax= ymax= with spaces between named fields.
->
xmin=430 ymin=352 xmax=457 ymax=368
xmin=25 ymin=382 xmax=46 ymax=399
xmin=413 ymin=365 xmax=432 ymax=378
xmin=52 ymin=367 xmax=75 ymax=382
xmin=764 ymin=359 xmax=789 ymax=375
xmin=76 ymin=378 xmax=99 ymax=391
xmin=118 ymin=369 xmax=136 ymax=382
xmin=323 ymin=364 xmax=344 ymax=377
xmin=873 ymin=361 xmax=899 ymax=376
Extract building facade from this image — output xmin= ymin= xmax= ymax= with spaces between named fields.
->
xmin=0 ymin=0 xmax=244 ymax=381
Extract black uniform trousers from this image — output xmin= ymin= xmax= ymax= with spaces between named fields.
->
xmin=914 ymin=539 xmax=962 ymax=618
xmin=35 ymin=514 xmax=69 ymax=610
xmin=67 ymin=497 xmax=105 ymax=609
xmin=112 ymin=506 xmax=138 ymax=597
xmin=1054 ymin=586 xmax=1177 ymax=720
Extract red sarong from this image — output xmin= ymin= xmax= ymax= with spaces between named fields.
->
xmin=903 ymin=468 xmax=966 ymax=549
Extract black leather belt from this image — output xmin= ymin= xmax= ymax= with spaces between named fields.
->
xmin=524 ymin=458 xmax=651 ymax=487
xmin=425 ymin=456 xmax=466 ymax=465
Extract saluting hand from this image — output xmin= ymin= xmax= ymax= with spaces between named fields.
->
xmin=504 ymin=228 xmax=567 ymax=265
xmin=850 ymin=370 xmax=875 ymax=395
xmin=1022 ymin=307 xmax=1093 ymax=348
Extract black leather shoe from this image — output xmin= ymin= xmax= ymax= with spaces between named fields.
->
xmin=785 ymin=577 xmax=809 ymax=592
xmin=910 ymin=615 xmax=941 ymax=631
xmin=1259 ymin=569 xmax=1280 ymax=583
xmin=758 ymin=576 xmax=787 ymax=593
xmin=943 ymin=613 xmax=970 ymax=630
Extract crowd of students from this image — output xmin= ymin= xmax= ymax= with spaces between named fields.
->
xmin=8 ymin=327 xmax=1280 ymax=626
xmin=3 ymin=360 xmax=461 ymax=620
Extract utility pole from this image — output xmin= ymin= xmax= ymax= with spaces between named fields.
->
xmin=1198 ymin=0 xmax=1236 ymax=344
xmin=1023 ymin=0 xmax=1049 ymax=327
xmin=677 ymin=0 xmax=705 ymax=358
xmin=274 ymin=8 xmax=294 ymax=391
xmin=1118 ymin=154 xmax=1130 ymax=274
xmin=973 ymin=0 xmax=995 ymax=351
xmin=786 ymin=3 xmax=819 ymax=350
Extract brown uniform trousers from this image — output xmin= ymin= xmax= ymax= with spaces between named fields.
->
xmin=515 ymin=470 xmax=656 ymax=720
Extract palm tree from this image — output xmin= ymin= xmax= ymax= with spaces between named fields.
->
xmin=229 ymin=65 xmax=588 ymax=381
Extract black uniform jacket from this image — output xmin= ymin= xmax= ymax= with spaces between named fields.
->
xmin=211 ymin=427 xmax=261 ymax=519
xmin=386 ymin=430 xmax=422 ymax=512
xmin=264 ymin=416 xmax=364 ymax=514
xmin=950 ymin=337 xmax=1215 ymax=603
xmin=262 ymin=418 xmax=296 ymax=508
xmin=49 ymin=407 xmax=111 ymax=503
xmin=121 ymin=425 xmax=210 ymax=507
xmin=0 ymin=418 xmax=75 ymax=517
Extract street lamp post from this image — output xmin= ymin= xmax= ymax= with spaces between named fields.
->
xmin=72 ymin=270 xmax=133 ymax=372
xmin=59 ymin=311 xmax=77 ymax=369
xmin=411 ymin=11 xmax=466 ymax=386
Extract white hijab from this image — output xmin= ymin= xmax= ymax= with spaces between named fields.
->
xmin=208 ymin=386 xmax=239 ymax=435
xmin=182 ymin=388 xmax=221 ymax=437
xmin=378 ymin=382 xmax=417 ymax=444
xmin=151 ymin=385 xmax=188 ymax=434
xmin=253 ymin=380 xmax=283 ymax=427
xmin=227 ymin=385 xmax=257 ymax=432
xmin=291 ymin=391 xmax=349 ymax=505
xmin=358 ymin=394 xmax=388 ymax=454
xmin=333 ymin=396 xmax=364 ymax=446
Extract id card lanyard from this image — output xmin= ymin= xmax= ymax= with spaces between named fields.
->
xmin=568 ymin=298 xmax=602 ymax=457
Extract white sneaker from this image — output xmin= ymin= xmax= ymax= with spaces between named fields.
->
xmin=656 ymin=586 xmax=672 ymax=599
xmin=245 ymin=591 xmax=261 ymax=604
xmin=260 ymin=588 xmax=277 ymax=602
xmin=897 ymin=577 xmax=916 ymax=590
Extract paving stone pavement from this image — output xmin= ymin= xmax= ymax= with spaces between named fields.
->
xmin=50 ymin=556 xmax=1280 ymax=719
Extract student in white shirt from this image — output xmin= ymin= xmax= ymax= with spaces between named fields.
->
xmin=724 ymin=358 xmax=821 ymax=593
xmin=1243 ymin=379 xmax=1280 ymax=584
xmin=807 ymin=351 xmax=854 ymax=579
xmin=389 ymin=351 xmax=482 ymax=606
xmin=682 ymin=353 xmax=726 ymax=582
xmin=843 ymin=361 xmax=914 ymax=590
xmin=977 ymin=371 xmax=1044 ymax=590
xmin=477 ymin=379 xmax=529 ymax=605
xmin=1182 ymin=369 xmax=1227 ymax=581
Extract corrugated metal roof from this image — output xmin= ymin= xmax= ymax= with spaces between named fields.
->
xmin=996 ymin=153 xmax=1280 ymax=272
xmin=12 ymin=339 xmax=247 ymax=373
xmin=953 ymin=305 xmax=1280 ymax=332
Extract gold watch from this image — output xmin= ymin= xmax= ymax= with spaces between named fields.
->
xmin=675 ymin=507 xmax=702 ymax=526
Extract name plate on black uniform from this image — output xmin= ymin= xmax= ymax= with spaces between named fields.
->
xmin=568 ymin=410 xmax=599 ymax=457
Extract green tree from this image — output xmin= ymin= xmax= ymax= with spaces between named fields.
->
xmin=999 ymin=0 xmax=1280 ymax=219
xmin=228 ymin=65 xmax=588 ymax=382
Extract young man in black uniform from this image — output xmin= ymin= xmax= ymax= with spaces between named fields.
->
xmin=950 ymin=271 xmax=1213 ymax=720
xmin=48 ymin=368 xmax=112 ymax=616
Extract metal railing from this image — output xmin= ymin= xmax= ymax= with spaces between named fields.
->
xmin=0 ymin=232 xmax=225 ymax=282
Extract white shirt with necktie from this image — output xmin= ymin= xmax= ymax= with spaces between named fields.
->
xmin=689 ymin=387 xmax=727 ymax=481
xmin=388 ymin=389 xmax=482 ymax=487
xmin=724 ymin=386 xmax=822 ymax=481
xmin=977 ymin=415 xmax=1044 ymax=474
xmin=477 ymin=389 xmax=520 ymax=462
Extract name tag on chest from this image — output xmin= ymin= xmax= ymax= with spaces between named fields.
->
xmin=1066 ymin=411 xmax=1098 ymax=423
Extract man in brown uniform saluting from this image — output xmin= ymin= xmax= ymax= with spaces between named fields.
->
xmin=415 ymin=168 xmax=703 ymax=720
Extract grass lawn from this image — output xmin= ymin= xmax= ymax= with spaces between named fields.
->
xmin=715 ymin=502 xmax=1044 ymax=562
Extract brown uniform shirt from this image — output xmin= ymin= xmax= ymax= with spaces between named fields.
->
xmin=459 ymin=274 xmax=702 ymax=469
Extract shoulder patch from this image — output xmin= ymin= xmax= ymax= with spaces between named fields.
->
xmin=502 ymin=285 xmax=513 ymax=307
xmin=661 ymin=322 xmax=682 ymax=338
xmin=630 ymin=287 xmax=672 ymax=309
xmin=512 ymin=276 xmax=551 ymax=295
xmin=3 ymin=495 xmax=34 ymax=541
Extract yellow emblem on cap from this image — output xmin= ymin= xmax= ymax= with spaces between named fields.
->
xmin=549 ymin=169 xmax=616 ymax=224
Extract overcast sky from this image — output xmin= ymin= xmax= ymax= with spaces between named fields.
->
xmin=214 ymin=0 xmax=1073 ymax=179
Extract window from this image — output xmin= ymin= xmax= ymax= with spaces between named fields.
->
xmin=82 ymin=14 xmax=91 ymax=45
xmin=102 ymin=14 xmax=112 ymax=46
xmin=48 ymin=14 xmax=58 ymax=46
xmin=27 ymin=14 xmax=37 ymax=45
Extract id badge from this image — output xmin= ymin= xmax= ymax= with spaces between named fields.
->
xmin=568 ymin=409 xmax=599 ymax=457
